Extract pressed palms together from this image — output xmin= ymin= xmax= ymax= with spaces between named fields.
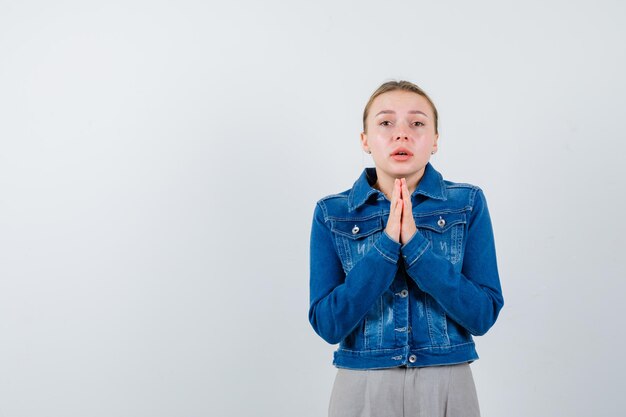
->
xmin=385 ymin=177 xmax=417 ymax=244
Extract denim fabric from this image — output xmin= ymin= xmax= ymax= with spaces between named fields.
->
xmin=308 ymin=162 xmax=504 ymax=369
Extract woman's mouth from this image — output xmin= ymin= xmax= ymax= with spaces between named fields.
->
xmin=391 ymin=148 xmax=413 ymax=161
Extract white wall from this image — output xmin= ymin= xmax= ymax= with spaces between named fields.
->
xmin=1 ymin=1 xmax=624 ymax=416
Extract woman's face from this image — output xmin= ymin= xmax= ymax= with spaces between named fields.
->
xmin=360 ymin=90 xmax=439 ymax=181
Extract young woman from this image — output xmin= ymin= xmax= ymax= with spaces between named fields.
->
xmin=308 ymin=80 xmax=504 ymax=417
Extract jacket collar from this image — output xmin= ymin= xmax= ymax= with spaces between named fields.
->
xmin=348 ymin=162 xmax=447 ymax=211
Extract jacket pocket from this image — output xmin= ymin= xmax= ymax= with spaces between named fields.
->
xmin=414 ymin=210 xmax=467 ymax=265
xmin=330 ymin=216 xmax=384 ymax=273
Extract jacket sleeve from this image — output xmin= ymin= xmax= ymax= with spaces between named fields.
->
xmin=308 ymin=201 xmax=401 ymax=345
xmin=400 ymin=188 xmax=504 ymax=336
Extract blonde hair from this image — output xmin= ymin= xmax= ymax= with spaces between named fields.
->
xmin=362 ymin=80 xmax=439 ymax=134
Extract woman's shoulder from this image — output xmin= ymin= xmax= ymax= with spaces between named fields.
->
xmin=442 ymin=178 xmax=483 ymax=198
xmin=443 ymin=178 xmax=481 ymax=190
xmin=316 ymin=188 xmax=351 ymax=203
xmin=314 ymin=188 xmax=351 ymax=215
xmin=439 ymin=177 xmax=492 ymax=214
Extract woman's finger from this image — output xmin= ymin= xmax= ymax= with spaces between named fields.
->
xmin=392 ymin=179 xmax=401 ymax=219
xmin=401 ymin=178 xmax=412 ymax=211
xmin=385 ymin=179 xmax=402 ymax=242
xmin=399 ymin=178 xmax=418 ymax=244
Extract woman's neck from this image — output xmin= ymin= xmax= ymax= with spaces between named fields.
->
xmin=373 ymin=167 xmax=425 ymax=200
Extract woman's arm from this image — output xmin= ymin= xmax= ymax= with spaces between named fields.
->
xmin=401 ymin=188 xmax=504 ymax=336
xmin=308 ymin=201 xmax=401 ymax=345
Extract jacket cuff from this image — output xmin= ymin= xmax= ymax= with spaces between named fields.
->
xmin=374 ymin=231 xmax=402 ymax=264
xmin=400 ymin=230 xmax=430 ymax=267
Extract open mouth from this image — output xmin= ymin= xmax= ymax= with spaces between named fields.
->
xmin=391 ymin=148 xmax=413 ymax=157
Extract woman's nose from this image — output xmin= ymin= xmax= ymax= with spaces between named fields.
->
xmin=395 ymin=130 xmax=409 ymax=140
xmin=394 ymin=125 xmax=410 ymax=140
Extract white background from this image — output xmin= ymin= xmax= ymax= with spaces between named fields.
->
xmin=1 ymin=1 xmax=625 ymax=416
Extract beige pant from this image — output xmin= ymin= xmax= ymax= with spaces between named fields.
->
xmin=328 ymin=363 xmax=480 ymax=417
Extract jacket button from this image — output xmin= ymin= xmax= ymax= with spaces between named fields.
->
xmin=399 ymin=289 xmax=408 ymax=298
xmin=408 ymin=355 xmax=417 ymax=363
xmin=352 ymin=225 xmax=360 ymax=234
xmin=437 ymin=217 xmax=446 ymax=228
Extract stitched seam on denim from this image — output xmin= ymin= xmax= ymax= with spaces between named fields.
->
xmin=415 ymin=190 xmax=445 ymax=200
xmin=328 ymin=207 xmax=470 ymax=221
xmin=318 ymin=200 xmax=349 ymax=275
xmin=409 ymin=341 xmax=476 ymax=351
xmin=457 ymin=223 xmax=464 ymax=264
xmin=446 ymin=183 xmax=479 ymax=190
xmin=394 ymin=284 xmax=407 ymax=347
xmin=451 ymin=223 xmax=461 ymax=264
xmin=373 ymin=241 xmax=397 ymax=264
xmin=417 ymin=220 xmax=466 ymax=234
xmin=336 ymin=347 xmax=407 ymax=354
xmin=331 ymin=220 xmax=383 ymax=239
xmin=340 ymin=235 xmax=353 ymax=272
xmin=335 ymin=364 xmax=411 ymax=370
xmin=413 ymin=206 xmax=472 ymax=217
xmin=407 ymin=239 xmax=430 ymax=267
xmin=416 ymin=212 xmax=466 ymax=220
xmin=469 ymin=187 xmax=481 ymax=208
xmin=333 ymin=228 xmax=382 ymax=240
xmin=439 ymin=175 xmax=447 ymax=200
xmin=317 ymin=200 xmax=329 ymax=221
xmin=377 ymin=296 xmax=383 ymax=348
xmin=326 ymin=212 xmax=382 ymax=222
xmin=318 ymin=193 xmax=349 ymax=203
xmin=336 ymin=341 xmax=475 ymax=354
xmin=424 ymin=293 xmax=435 ymax=345
xmin=442 ymin=312 xmax=450 ymax=345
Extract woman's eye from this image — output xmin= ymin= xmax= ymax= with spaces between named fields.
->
xmin=413 ymin=121 xmax=424 ymax=127
xmin=380 ymin=120 xmax=392 ymax=126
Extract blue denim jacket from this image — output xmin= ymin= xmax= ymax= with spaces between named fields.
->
xmin=308 ymin=162 xmax=504 ymax=369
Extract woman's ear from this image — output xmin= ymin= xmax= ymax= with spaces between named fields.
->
xmin=360 ymin=132 xmax=370 ymax=154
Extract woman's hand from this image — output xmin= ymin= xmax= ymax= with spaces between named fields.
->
xmin=385 ymin=178 xmax=417 ymax=244
xmin=385 ymin=179 xmax=402 ymax=243
xmin=399 ymin=178 xmax=417 ymax=244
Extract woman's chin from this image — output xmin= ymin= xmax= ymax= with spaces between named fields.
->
xmin=387 ymin=166 xmax=423 ymax=178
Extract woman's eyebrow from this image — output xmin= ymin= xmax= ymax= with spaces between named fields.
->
xmin=375 ymin=110 xmax=429 ymax=118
